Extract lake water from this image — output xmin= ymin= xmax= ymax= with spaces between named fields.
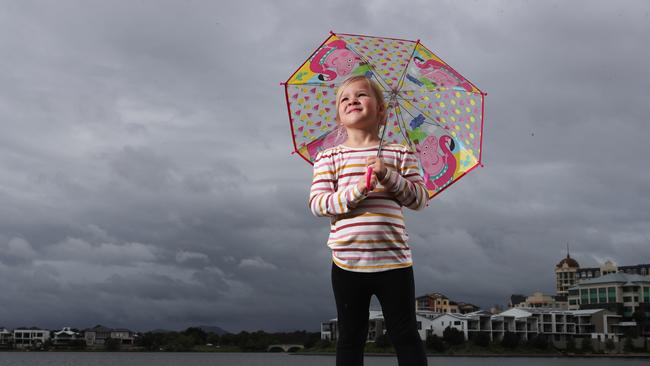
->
xmin=0 ymin=352 xmax=648 ymax=366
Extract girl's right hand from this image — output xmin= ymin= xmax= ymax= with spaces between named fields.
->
xmin=357 ymin=169 xmax=378 ymax=194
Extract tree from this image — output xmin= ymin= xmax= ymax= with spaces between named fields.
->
xmin=183 ymin=327 xmax=207 ymax=346
xmin=442 ymin=327 xmax=464 ymax=346
xmin=206 ymin=332 xmax=220 ymax=346
xmin=375 ymin=334 xmax=392 ymax=349
xmin=425 ymin=334 xmax=446 ymax=352
xmin=527 ymin=335 xmax=548 ymax=350
xmin=605 ymin=338 xmax=616 ymax=353
xmin=501 ymin=332 xmax=519 ymax=349
xmin=168 ymin=334 xmax=194 ymax=352
xmin=623 ymin=336 xmax=635 ymax=352
xmin=137 ymin=332 xmax=166 ymax=351
xmin=580 ymin=337 xmax=593 ymax=353
xmin=565 ymin=337 xmax=576 ymax=352
xmin=472 ymin=333 xmax=490 ymax=347
xmin=105 ymin=337 xmax=121 ymax=352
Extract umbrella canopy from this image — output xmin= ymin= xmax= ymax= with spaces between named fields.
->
xmin=283 ymin=32 xmax=485 ymax=198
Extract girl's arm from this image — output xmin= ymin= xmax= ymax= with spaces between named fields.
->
xmin=379 ymin=150 xmax=429 ymax=211
xmin=309 ymin=152 xmax=369 ymax=217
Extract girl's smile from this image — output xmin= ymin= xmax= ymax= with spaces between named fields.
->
xmin=337 ymin=79 xmax=382 ymax=129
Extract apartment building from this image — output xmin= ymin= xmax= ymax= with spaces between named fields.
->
xmin=12 ymin=328 xmax=50 ymax=349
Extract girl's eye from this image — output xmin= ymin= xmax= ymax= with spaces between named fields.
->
xmin=341 ymin=97 xmax=348 ymax=102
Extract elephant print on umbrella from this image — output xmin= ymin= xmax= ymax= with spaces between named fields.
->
xmin=416 ymin=134 xmax=458 ymax=192
xmin=309 ymin=40 xmax=361 ymax=81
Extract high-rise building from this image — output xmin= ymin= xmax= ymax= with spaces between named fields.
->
xmin=555 ymin=252 xmax=580 ymax=297
xmin=555 ymin=249 xmax=650 ymax=297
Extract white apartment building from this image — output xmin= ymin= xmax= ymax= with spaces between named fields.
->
xmin=12 ymin=328 xmax=50 ymax=349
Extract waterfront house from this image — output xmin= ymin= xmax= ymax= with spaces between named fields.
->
xmin=320 ymin=310 xmax=385 ymax=342
xmin=499 ymin=307 xmax=623 ymax=347
xmin=12 ymin=327 xmax=50 ymax=349
xmin=417 ymin=312 xmax=468 ymax=340
xmin=84 ymin=325 xmax=135 ymax=348
xmin=0 ymin=327 xmax=12 ymax=348
xmin=567 ymin=272 xmax=650 ymax=326
xmin=84 ymin=325 xmax=111 ymax=346
xmin=53 ymin=327 xmax=83 ymax=348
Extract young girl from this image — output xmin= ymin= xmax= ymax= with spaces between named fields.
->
xmin=309 ymin=75 xmax=429 ymax=366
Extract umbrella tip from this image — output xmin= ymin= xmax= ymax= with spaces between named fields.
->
xmin=329 ymin=30 xmax=335 ymax=35
xmin=280 ymin=82 xmax=286 ymax=86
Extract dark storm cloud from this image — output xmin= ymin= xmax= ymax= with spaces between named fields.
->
xmin=0 ymin=0 xmax=649 ymax=332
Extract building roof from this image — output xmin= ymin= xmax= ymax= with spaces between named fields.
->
xmin=570 ymin=309 xmax=605 ymax=316
xmin=577 ymin=272 xmax=650 ymax=286
xmin=499 ymin=308 xmax=534 ymax=319
xmin=416 ymin=292 xmax=449 ymax=300
xmin=556 ymin=254 xmax=579 ymax=268
xmin=429 ymin=313 xmax=470 ymax=321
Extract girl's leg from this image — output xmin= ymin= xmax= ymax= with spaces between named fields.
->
xmin=331 ymin=263 xmax=372 ymax=366
xmin=374 ymin=266 xmax=428 ymax=366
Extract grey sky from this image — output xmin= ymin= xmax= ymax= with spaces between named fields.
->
xmin=1 ymin=0 xmax=649 ymax=332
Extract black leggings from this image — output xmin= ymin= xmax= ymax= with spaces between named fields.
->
xmin=331 ymin=263 xmax=428 ymax=366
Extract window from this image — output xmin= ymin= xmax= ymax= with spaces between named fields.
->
xmin=608 ymin=287 xmax=616 ymax=302
xmin=598 ymin=288 xmax=607 ymax=303
xmin=454 ymin=321 xmax=461 ymax=325
xmin=623 ymin=296 xmax=632 ymax=302
xmin=417 ymin=321 xmax=422 ymax=330
xmin=624 ymin=307 xmax=633 ymax=317
xmin=581 ymin=289 xmax=589 ymax=304
xmin=590 ymin=288 xmax=597 ymax=302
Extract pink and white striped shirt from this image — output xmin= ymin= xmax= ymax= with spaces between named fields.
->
xmin=309 ymin=143 xmax=429 ymax=273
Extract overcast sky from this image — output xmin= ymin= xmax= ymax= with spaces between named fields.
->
xmin=1 ymin=0 xmax=649 ymax=333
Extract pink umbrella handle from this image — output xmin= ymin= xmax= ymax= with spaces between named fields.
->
xmin=365 ymin=166 xmax=373 ymax=192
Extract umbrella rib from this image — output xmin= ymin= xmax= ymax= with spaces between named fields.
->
xmin=395 ymin=40 xmax=419 ymax=93
xmin=343 ymin=42 xmax=393 ymax=92
xmin=394 ymin=104 xmax=416 ymax=149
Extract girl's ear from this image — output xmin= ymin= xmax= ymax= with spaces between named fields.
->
xmin=379 ymin=104 xmax=387 ymax=125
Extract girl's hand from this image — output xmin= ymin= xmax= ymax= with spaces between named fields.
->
xmin=366 ymin=156 xmax=387 ymax=181
xmin=356 ymin=171 xmax=378 ymax=194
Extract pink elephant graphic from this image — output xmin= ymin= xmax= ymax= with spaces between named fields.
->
xmin=416 ymin=134 xmax=457 ymax=191
xmin=310 ymin=40 xmax=361 ymax=81
xmin=413 ymin=57 xmax=472 ymax=92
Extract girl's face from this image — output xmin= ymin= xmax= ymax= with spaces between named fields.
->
xmin=337 ymin=79 xmax=384 ymax=131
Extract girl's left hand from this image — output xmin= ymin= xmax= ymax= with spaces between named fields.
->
xmin=366 ymin=156 xmax=387 ymax=181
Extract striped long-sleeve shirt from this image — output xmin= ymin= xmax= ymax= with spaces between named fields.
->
xmin=309 ymin=143 xmax=429 ymax=273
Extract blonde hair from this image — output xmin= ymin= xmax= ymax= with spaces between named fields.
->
xmin=335 ymin=75 xmax=386 ymax=124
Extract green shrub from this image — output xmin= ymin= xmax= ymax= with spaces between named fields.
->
xmin=442 ymin=327 xmax=465 ymax=346
xmin=425 ymin=334 xmax=446 ymax=352
xmin=501 ymin=332 xmax=519 ymax=349
xmin=472 ymin=332 xmax=491 ymax=347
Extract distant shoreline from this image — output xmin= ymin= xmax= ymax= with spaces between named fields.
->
xmin=293 ymin=352 xmax=650 ymax=359
xmin=1 ymin=349 xmax=649 ymax=359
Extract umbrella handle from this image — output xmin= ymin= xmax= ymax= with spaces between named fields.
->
xmin=365 ymin=166 xmax=373 ymax=192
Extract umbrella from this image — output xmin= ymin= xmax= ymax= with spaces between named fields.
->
xmin=282 ymin=31 xmax=486 ymax=198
